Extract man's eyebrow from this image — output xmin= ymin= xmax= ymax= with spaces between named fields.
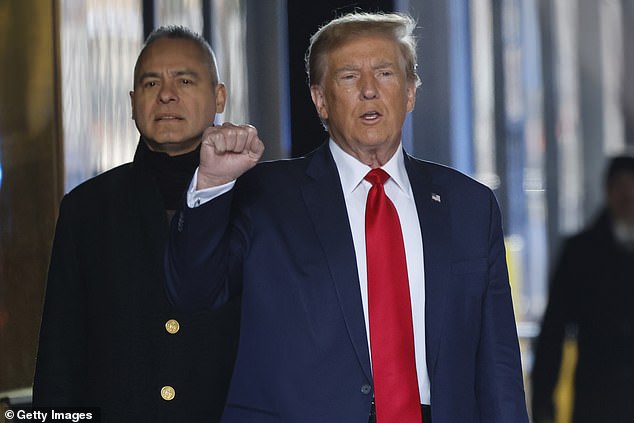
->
xmin=373 ymin=61 xmax=394 ymax=69
xmin=138 ymin=71 xmax=160 ymax=82
xmin=171 ymin=69 xmax=200 ymax=78
xmin=334 ymin=61 xmax=395 ymax=74
xmin=334 ymin=64 xmax=360 ymax=74
xmin=137 ymin=69 xmax=200 ymax=82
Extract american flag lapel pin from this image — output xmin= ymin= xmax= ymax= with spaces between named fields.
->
xmin=431 ymin=193 xmax=441 ymax=203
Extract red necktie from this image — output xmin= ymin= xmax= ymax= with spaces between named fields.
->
xmin=365 ymin=168 xmax=422 ymax=423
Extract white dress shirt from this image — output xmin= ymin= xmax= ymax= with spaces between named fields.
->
xmin=328 ymin=140 xmax=430 ymax=404
xmin=187 ymin=140 xmax=430 ymax=403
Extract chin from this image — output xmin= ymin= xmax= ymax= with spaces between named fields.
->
xmin=361 ymin=135 xmax=396 ymax=148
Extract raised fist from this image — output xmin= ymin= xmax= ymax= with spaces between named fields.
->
xmin=198 ymin=122 xmax=265 ymax=189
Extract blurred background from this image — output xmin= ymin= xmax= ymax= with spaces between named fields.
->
xmin=1 ymin=0 xmax=632 ymax=421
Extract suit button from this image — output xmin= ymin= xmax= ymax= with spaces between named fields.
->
xmin=165 ymin=319 xmax=180 ymax=334
xmin=161 ymin=385 xmax=176 ymax=401
xmin=361 ymin=384 xmax=372 ymax=395
xmin=177 ymin=213 xmax=184 ymax=232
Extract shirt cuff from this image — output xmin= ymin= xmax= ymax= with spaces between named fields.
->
xmin=186 ymin=167 xmax=236 ymax=208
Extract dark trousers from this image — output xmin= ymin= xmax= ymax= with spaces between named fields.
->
xmin=368 ymin=402 xmax=431 ymax=422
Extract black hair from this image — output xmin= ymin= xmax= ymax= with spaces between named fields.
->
xmin=606 ymin=153 xmax=634 ymax=188
xmin=134 ymin=25 xmax=219 ymax=85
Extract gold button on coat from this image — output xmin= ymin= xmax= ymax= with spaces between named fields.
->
xmin=161 ymin=385 xmax=175 ymax=401
xmin=165 ymin=319 xmax=180 ymax=334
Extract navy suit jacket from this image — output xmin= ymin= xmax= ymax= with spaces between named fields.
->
xmin=166 ymin=143 xmax=528 ymax=423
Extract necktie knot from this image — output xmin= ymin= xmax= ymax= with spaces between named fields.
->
xmin=365 ymin=168 xmax=390 ymax=187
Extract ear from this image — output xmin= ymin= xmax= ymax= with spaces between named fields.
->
xmin=405 ymin=81 xmax=416 ymax=113
xmin=310 ymin=85 xmax=328 ymax=120
xmin=129 ymin=91 xmax=136 ymax=120
xmin=214 ymin=83 xmax=227 ymax=114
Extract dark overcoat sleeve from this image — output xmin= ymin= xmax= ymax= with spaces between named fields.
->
xmin=33 ymin=195 xmax=90 ymax=405
xmin=531 ymin=238 xmax=578 ymax=423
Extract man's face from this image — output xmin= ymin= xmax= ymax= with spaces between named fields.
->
xmin=608 ymin=172 xmax=634 ymax=227
xmin=310 ymin=34 xmax=416 ymax=165
xmin=130 ymin=37 xmax=226 ymax=156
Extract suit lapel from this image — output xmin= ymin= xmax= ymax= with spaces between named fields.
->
xmin=298 ymin=147 xmax=451 ymax=382
xmin=301 ymin=144 xmax=373 ymax=381
xmin=404 ymin=153 xmax=450 ymax=378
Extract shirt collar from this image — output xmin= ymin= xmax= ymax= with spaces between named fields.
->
xmin=328 ymin=138 xmax=411 ymax=196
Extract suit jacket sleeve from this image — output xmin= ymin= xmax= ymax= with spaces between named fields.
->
xmin=33 ymin=196 xmax=89 ymax=406
xmin=165 ymin=189 xmax=242 ymax=311
xmin=476 ymin=193 xmax=529 ymax=423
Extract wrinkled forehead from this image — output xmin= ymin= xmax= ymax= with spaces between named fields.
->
xmin=316 ymin=32 xmax=403 ymax=77
xmin=326 ymin=35 xmax=406 ymax=72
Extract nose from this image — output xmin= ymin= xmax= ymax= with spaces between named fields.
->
xmin=158 ymin=80 xmax=178 ymax=103
xmin=359 ymin=73 xmax=378 ymax=100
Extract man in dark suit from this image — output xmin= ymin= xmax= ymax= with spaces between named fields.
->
xmin=33 ymin=26 xmax=240 ymax=422
xmin=166 ymin=12 xmax=528 ymax=423
xmin=531 ymin=155 xmax=634 ymax=423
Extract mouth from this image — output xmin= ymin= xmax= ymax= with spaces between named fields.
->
xmin=155 ymin=114 xmax=184 ymax=122
xmin=360 ymin=111 xmax=382 ymax=121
